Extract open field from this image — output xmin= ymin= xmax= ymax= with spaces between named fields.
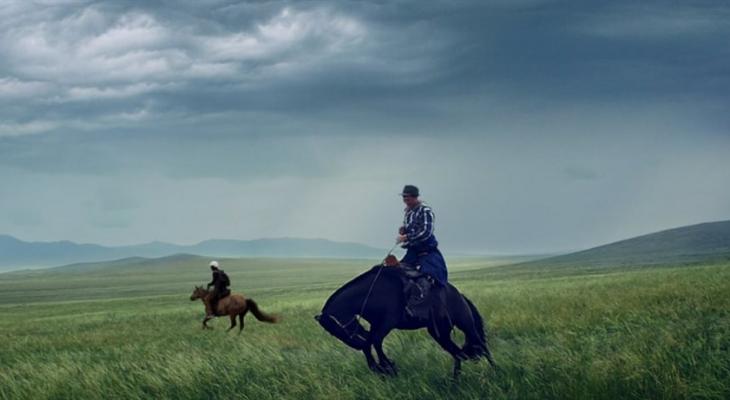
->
xmin=1 ymin=256 xmax=729 ymax=399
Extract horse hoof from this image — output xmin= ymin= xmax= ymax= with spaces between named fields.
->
xmin=382 ymin=362 xmax=398 ymax=375
xmin=386 ymin=365 xmax=398 ymax=376
xmin=370 ymin=364 xmax=388 ymax=375
xmin=375 ymin=364 xmax=397 ymax=376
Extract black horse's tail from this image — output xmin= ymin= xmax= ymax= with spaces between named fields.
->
xmin=462 ymin=296 xmax=496 ymax=367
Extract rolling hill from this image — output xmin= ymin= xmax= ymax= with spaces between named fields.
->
xmin=0 ymin=235 xmax=384 ymax=271
xmin=523 ymin=220 xmax=730 ymax=268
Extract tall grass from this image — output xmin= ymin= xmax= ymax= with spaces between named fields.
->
xmin=1 ymin=259 xmax=728 ymax=399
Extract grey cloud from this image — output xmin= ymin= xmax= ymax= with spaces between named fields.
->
xmin=3 ymin=0 xmax=727 ymax=137
xmin=0 ymin=0 xmax=728 ymax=253
xmin=577 ymin=3 xmax=730 ymax=39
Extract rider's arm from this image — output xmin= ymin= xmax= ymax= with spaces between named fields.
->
xmin=206 ymin=272 xmax=217 ymax=288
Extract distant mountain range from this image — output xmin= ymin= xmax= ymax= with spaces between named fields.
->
xmin=519 ymin=220 xmax=730 ymax=268
xmin=3 ymin=219 xmax=729 ymax=272
xmin=0 ymin=235 xmax=384 ymax=271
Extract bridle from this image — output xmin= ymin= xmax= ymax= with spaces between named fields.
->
xmin=338 ymin=241 xmax=400 ymax=338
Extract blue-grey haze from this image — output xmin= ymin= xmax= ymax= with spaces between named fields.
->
xmin=0 ymin=0 xmax=728 ymax=254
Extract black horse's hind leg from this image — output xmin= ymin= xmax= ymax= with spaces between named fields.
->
xmin=428 ymin=322 xmax=467 ymax=359
xmin=456 ymin=296 xmax=497 ymax=368
xmin=427 ymin=319 xmax=468 ymax=378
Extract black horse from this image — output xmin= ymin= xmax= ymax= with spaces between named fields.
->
xmin=316 ymin=265 xmax=496 ymax=377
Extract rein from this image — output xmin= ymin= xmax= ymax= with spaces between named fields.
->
xmin=346 ymin=241 xmax=400 ymax=333
xmin=357 ymin=265 xmax=384 ymax=320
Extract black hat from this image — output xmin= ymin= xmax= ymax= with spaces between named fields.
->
xmin=400 ymin=185 xmax=419 ymax=197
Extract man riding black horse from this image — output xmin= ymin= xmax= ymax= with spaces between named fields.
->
xmin=396 ymin=185 xmax=448 ymax=321
xmin=206 ymin=260 xmax=231 ymax=318
xmin=316 ymin=185 xmax=495 ymax=377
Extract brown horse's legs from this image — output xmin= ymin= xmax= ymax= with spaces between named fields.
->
xmin=238 ymin=312 xmax=246 ymax=333
xmin=203 ymin=316 xmax=213 ymax=329
xmin=227 ymin=315 xmax=237 ymax=332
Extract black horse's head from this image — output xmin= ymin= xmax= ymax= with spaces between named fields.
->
xmin=315 ymin=313 xmax=369 ymax=350
xmin=315 ymin=266 xmax=405 ymax=350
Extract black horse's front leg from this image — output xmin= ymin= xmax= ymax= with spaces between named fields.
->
xmin=374 ymin=341 xmax=397 ymax=375
xmin=452 ymin=357 xmax=462 ymax=379
xmin=366 ymin=322 xmax=397 ymax=376
xmin=362 ymin=345 xmax=379 ymax=372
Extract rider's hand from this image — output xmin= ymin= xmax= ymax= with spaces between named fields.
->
xmin=396 ymin=234 xmax=408 ymax=244
xmin=398 ymin=226 xmax=406 ymax=235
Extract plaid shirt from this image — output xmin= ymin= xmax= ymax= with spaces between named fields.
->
xmin=402 ymin=202 xmax=437 ymax=248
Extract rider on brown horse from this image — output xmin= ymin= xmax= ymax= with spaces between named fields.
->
xmin=206 ymin=260 xmax=230 ymax=317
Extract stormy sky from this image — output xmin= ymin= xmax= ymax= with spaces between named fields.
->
xmin=1 ymin=0 xmax=728 ymax=254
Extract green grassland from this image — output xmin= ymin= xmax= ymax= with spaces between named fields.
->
xmin=1 ymin=255 xmax=729 ymax=399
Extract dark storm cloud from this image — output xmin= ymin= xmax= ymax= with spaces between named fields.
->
xmin=2 ymin=0 xmax=728 ymax=140
xmin=0 ymin=0 xmax=728 ymax=252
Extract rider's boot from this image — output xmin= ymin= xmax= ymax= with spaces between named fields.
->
xmin=206 ymin=299 xmax=217 ymax=318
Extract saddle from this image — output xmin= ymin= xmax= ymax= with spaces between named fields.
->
xmin=383 ymin=255 xmax=437 ymax=321
xmin=210 ymin=288 xmax=231 ymax=316
xmin=383 ymin=254 xmax=425 ymax=279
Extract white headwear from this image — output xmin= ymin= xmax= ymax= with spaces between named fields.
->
xmin=209 ymin=260 xmax=219 ymax=268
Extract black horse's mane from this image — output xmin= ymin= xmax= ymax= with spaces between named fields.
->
xmin=322 ymin=265 xmax=404 ymax=310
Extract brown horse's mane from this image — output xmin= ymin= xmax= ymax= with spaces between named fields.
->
xmin=193 ymin=285 xmax=213 ymax=299
xmin=192 ymin=286 xmax=221 ymax=309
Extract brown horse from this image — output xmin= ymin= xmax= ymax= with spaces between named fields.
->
xmin=190 ymin=286 xmax=279 ymax=332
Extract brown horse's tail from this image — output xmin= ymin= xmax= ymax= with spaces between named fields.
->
xmin=246 ymin=299 xmax=279 ymax=323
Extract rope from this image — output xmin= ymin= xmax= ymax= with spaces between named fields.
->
xmin=352 ymin=241 xmax=399 ymax=328
xmin=386 ymin=241 xmax=400 ymax=255
xmin=357 ymin=264 xmax=384 ymax=321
